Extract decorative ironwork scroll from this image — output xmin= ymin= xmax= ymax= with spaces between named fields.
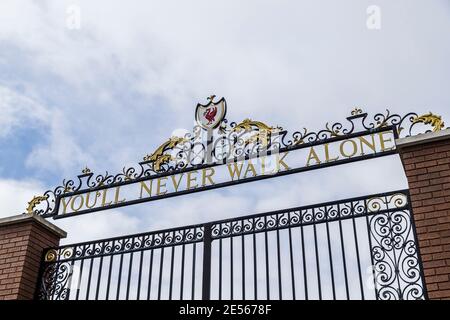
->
xmin=369 ymin=195 xmax=425 ymax=300
xmin=36 ymin=262 xmax=72 ymax=300
xmin=25 ymin=96 xmax=446 ymax=219
xmin=36 ymin=189 xmax=426 ymax=300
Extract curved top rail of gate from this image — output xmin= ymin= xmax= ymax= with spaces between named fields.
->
xmin=24 ymin=96 xmax=447 ymax=219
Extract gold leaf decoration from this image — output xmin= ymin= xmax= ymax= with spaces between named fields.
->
xmin=412 ymin=112 xmax=445 ymax=132
xmin=26 ymin=195 xmax=49 ymax=215
xmin=233 ymin=119 xmax=278 ymax=133
xmin=143 ymin=136 xmax=187 ymax=171
xmin=233 ymin=119 xmax=282 ymax=147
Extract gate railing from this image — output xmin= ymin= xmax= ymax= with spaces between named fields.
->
xmin=35 ymin=189 xmax=427 ymax=300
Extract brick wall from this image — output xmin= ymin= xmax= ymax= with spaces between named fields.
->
xmin=0 ymin=215 xmax=66 ymax=300
xmin=398 ymin=132 xmax=450 ymax=300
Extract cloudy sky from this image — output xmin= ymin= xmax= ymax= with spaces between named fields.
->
xmin=1 ymin=0 xmax=450 ymax=244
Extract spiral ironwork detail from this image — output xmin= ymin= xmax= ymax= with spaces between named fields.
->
xmin=369 ymin=209 xmax=425 ymax=300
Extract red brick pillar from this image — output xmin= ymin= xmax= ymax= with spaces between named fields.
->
xmin=0 ymin=214 xmax=66 ymax=300
xmin=397 ymin=129 xmax=450 ymax=300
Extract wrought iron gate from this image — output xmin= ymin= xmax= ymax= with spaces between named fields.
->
xmin=36 ymin=189 xmax=427 ymax=300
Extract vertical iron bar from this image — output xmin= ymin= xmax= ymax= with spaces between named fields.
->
xmin=202 ymin=223 xmax=212 ymax=300
xmin=169 ymin=245 xmax=175 ymax=300
xmin=126 ymin=251 xmax=134 ymax=300
xmin=264 ymin=215 xmax=270 ymax=300
xmin=241 ymin=220 xmax=245 ymax=300
xmin=75 ymin=259 xmax=84 ymax=300
xmin=95 ymin=256 xmax=104 ymax=300
xmin=180 ymin=232 xmax=186 ymax=300
xmin=106 ymin=255 xmax=114 ymax=300
xmin=116 ymin=253 xmax=124 ymax=300
xmin=253 ymin=218 xmax=258 ymax=300
xmin=147 ymin=248 xmax=154 ymax=300
xmin=351 ymin=203 xmax=364 ymax=300
xmin=230 ymin=231 xmax=234 ymax=300
xmin=300 ymin=211 xmax=308 ymax=300
xmin=312 ymin=208 xmax=322 ymax=300
xmin=337 ymin=204 xmax=350 ymax=299
xmin=85 ymin=259 xmax=94 ymax=300
xmin=137 ymin=250 xmax=144 ymax=300
xmin=276 ymin=225 xmax=282 ymax=300
xmin=219 ymin=237 xmax=223 ymax=300
xmin=365 ymin=199 xmax=379 ymax=300
xmin=192 ymin=241 xmax=197 ymax=300
xmin=288 ymin=215 xmax=296 ymax=300
xmin=324 ymin=207 xmax=336 ymax=300
xmin=157 ymin=247 xmax=165 ymax=300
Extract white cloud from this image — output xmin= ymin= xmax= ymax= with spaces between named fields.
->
xmin=0 ymin=85 xmax=50 ymax=138
xmin=0 ymin=179 xmax=43 ymax=217
xmin=0 ymin=85 xmax=93 ymax=176
xmin=24 ymin=109 xmax=94 ymax=177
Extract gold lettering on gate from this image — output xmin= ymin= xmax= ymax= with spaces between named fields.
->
xmin=227 ymin=163 xmax=244 ymax=181
xmin=101 ymin=189 xmax=113 ymax=207
xmin=139 ymin=181 xmax=153 ymax=199
xmin=340 ymin=140 xmax=358 ymax=158
xmin=187 ymin=171 xmax=198 ymax=190
xmin=156 ymin=177 xmax=168 ymax=196
xmin=114 ymin=186 xmax=126 ymax=204
xmin=306 ymin=147 xmax=321 ymax=166
xmin=358 ymin=135 xmax=376 ymax=155
xmin=55 ymin=131 xmax=400 ymax=216
xmin=61 ymin=197 xmax=72 ymax=214
xmin=86 ymin=191 xmax=101 ymax=209
xmin=171 ymin=173 xmax=184 ymax=192
xmin=202 ymin=168 xmax=216 ymax=187
xmin=324 ymin=143 xmax=339 ymax=163
xmin=244 ymin=161 xmax=257 ymax=178
xmin=379 ymin=132 xmax=394 ymax=152
xmin=261 ymin=156 xmax=274 ymax=175
xmin=276 ymin=152 xmax=290 ymax=171
xmin=71 ymin=195 xmax=84 ymax=212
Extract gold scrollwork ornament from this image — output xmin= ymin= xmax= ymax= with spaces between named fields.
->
xmin=44 ymin=249 xmax=58 ymax=262
xmin=44 ymin=247 xmax=74 ymax=262
xmin=26 ymin=195 xmax=49 ymax=215
xmin=412 ymin=112 xmax=445 ymax=132
xmin=143 ymin=136 xmax=187 ymax=171
xmin=233 ymin=119 xmax=282 ymax=147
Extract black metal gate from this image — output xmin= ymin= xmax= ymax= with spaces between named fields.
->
xmin=36 ymin=189 xmax=427 ymax=300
